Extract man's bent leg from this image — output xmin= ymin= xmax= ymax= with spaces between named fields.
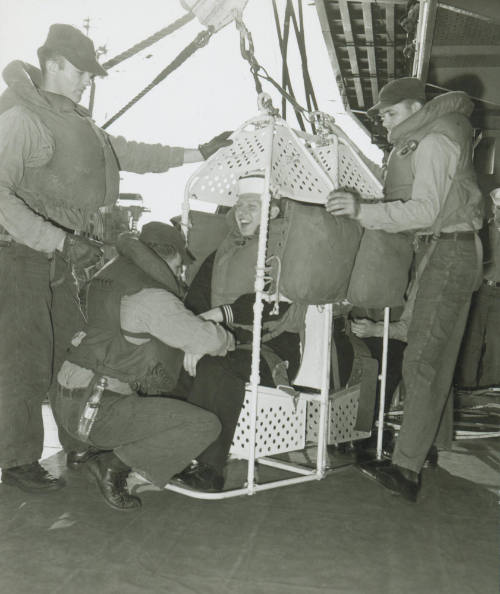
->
xmin=88 ymin=392 xmax=221 ymax=488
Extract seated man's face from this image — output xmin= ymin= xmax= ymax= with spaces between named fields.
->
xmin=234 ymin=194 xmax=261 ymax=237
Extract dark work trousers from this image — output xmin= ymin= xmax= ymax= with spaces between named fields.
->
xmin=54 ymin=384 xmax=221 ymax=487
xmin=361 ymin=336 xmax=407 ymax=413
xmin=0 ymin=244 xmax=84 ymax=469
xmin=175 ymin=349 xmax=276 ymax=474
xmin=392 ymin=239 xmax=479 ymax=473
xmin=455 ymin=283 xmax=500 ymax=388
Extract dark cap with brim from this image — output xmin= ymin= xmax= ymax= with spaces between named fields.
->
xmin=139 ymin=222 xmax=195 ymax=264
xmin=38 ymin=24 xmax=107 ymax=77
xmin=367 ymin=77 xmax=426 ymax=117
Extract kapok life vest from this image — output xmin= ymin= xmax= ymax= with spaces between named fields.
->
xmin=68 ymin=238 xmax=184 ymax=395
xmin=347 ymin=91 xmax=483 ymax=311
xmin=211 ymin=199 xmax=363 ymax=307
xmin=0 ymin=61 xmax=120 ymax=233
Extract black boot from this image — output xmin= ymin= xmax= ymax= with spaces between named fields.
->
xmin=66 ymin=447 xmax=101 ymax=470
xmin=423 ymin=446 xmax=438 ymax=468
xmin=2 ymin=461 xmax=65 ymax=493
xmin=375 ymin=463 xmax=420 ymax=502
xmin=87 ymin=457 xmax=141 ymax=511
xmin=174 ymin=461 xmax=224 ymax=492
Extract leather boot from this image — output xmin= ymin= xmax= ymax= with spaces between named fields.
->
xmin=375 ymin=463 xmax=420 ymax=502
xmin=66 ymin=447 xmax=101 ymax=470
xmin=1 ymin=462 xmax=65 ymax=493
xmin=87 ymin=457 xmax=141 ymax=511
xmin=173 ymin=461 xmax=224 ymax=492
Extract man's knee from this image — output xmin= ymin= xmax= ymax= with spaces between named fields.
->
xmin=190 ymin=406 xmax=222 ymax=441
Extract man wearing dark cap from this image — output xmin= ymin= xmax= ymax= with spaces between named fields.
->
xmin=52 ymin=222 xmax=235 ymax=511
xmin=326 ymin=77 xmax=483 ymax=501
xmin=0 ymin=23 xmax=231 ymax=494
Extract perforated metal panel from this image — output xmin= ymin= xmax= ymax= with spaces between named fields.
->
xmin=312 ymin=141 xmax=383 ymax=200
xmin=230 ymin=386 xmax=307 ymax=459
xmin=188 ymin=115 xmax=334 ymax=206
xmin=306 ymin=385 xmax=371 ymax=444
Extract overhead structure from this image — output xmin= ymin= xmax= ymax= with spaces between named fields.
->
xmin=315 ymin=0 xmax=500 ymax=173
xmin=315 ymin=0 xmax=412 ymax=144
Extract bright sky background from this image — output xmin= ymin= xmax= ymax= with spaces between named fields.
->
xmin=0 ymin=0 xmax=382 ymax=226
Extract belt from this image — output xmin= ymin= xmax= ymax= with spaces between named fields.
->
xmin=483 ymin=279 xmax=500 ymax=288
xmin=417 ymin=231 xmax=476 ymax=243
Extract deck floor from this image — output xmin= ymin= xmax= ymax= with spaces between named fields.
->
xmin=0 ymin=404 xmax=498 ymax=594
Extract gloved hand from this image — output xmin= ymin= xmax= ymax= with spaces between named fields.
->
xmin=198 ymin=130 xmax=233 ymax=160
xmin=62 ymin=234 xmax=103 ymax=269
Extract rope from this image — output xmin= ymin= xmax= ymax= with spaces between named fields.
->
xmin=102 ymin=12 xmax=195 ymax=71
xmin=102 ymin=28 xmax=213 ymax=130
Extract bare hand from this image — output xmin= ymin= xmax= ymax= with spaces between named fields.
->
xmin=199 ymin=307 xmax=223 ymax=323
xmin=325 ymin=190 xmax=360 ymax=218
xmin=183 ymin=352 xmax=203 ymax=377
xmin=351 ymin=318 xmax=382 ymax=338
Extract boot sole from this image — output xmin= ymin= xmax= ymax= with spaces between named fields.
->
xmin=1 ymin=473 xmax=65 ymax=493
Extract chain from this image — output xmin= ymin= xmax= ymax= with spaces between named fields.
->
xmin=235 ymin=15 xmax=263 ymax=95
xmin=234 ymin=14 xmax=333 ymax=130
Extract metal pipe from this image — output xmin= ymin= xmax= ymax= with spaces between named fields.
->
xmin=376 ymin=306 xmax=390 ymax=459
xmin=246 ymin=120 xmax=275 ymax=494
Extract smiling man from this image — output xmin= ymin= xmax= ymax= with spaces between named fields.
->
xmin=0 ymin=23 xmax=232 ymax=494
xmin=174 ymin=173 xmax=304 ymax=492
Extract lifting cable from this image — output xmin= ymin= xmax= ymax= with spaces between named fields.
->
xmin=288 ymin=1 xmax=319 ymax=122
xmin=102 ymin=26 xmax=213 ymax=129
xmin=100 ymin=3 xmax=321 ymax=132
xmin=272 ymin=0 xmax=306 ymax=131
xmin=235 ymin=6 xmax=320 ymax=134
xmin=102 ymin=12 xmax=195 ymax=71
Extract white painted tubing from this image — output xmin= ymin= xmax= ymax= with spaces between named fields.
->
xmin=376 ymin=306 xmax=390 ymax=459
xmin=246 ymin=122 xmax=275 ymax=494
xmin=317 ymin=304 xmax=333 ymax=475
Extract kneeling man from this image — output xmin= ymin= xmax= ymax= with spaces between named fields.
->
xmin=54 ymin=222 xmax=234 ymax=511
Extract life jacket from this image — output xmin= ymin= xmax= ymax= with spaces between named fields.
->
xmin=211 ymin=199 xmax=362 ymax=308
xmin=67 ymin=238 xmax=184 ymax=394
xmin=385 ymin=91 xmax=483 ymax=232
xmin=0 ymin=61 xmax=119 ymax=234
xmin=347 ymin=91 xmax=483 ymax=311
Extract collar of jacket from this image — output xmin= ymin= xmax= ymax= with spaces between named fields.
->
xmin=1 ymin=60 xmax=90 ymax=116
xmin=115 ymin=232 xmax=184 ymax=299
xmin=388 ymin=91 xmax=474 ymax=146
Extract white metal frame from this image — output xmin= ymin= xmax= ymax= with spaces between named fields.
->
xmin=167 ymin=110 xmax=389 ymax=499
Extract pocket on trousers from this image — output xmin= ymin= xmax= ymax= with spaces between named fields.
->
xmin=54 ymin=384 xmax=88 ymax=439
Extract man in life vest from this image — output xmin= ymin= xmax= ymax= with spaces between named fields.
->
xmin=0 ymin=23 xmax=231 ymax=494
xmin=174 ymin=173 xmax=305 ymax=492
xmin=53 ymin=222 xmax=235 ymax=511
xmin=326 ymin=77 xmax=483 ymax=502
